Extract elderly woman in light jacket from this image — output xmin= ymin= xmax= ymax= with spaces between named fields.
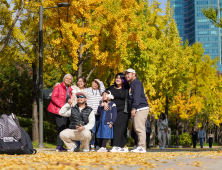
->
xmin=157 ymin=112 xmax=168 ymax=150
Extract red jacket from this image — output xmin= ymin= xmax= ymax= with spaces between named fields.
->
xmin=47 ymin=82 xmax=73 ymax=115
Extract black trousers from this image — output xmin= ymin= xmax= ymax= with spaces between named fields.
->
xmin=146 ymin=133 xmax=150 ymax=148
xmin=112 ymin=111 xmax=129 ymax=148
xmin=54 ymin=114 xmax=68 ymax=146
xmin=131 ymin=124 xmax=138 ymax=146
xmin=192 ymin=138 xmax=197 ymax=148
xmin=209 ymin=137 xmax=213 ymax=148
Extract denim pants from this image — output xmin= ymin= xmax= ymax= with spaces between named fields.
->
xmin=199 ymin=138 xmax=204 ymax=148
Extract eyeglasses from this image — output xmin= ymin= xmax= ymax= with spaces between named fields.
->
xmin=77 ymin=95 xmax=85 ymax=98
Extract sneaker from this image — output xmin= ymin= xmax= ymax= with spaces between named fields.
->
xmin=159 ymin=146 xmax=163 ymax=149
xmin=56 ymin=145 xmax=67 ymax=152
xmin=74 ymin=148 xmax=80 ymax=152
xmin=83 ymin=149 xmax=90 ymax=152
xmin=161 ymin=147 xmax=165 ymax=150
xmin=67 ymin=143 xmax=77 ymax=152
xmin=97 ymin=147 xmax=107 ymax=152
xmin=131 ymin=147 xmax=146 ymax=153
xmin=119 ymin=147 xmax=129 ymax=152
xmin=110 ymin=146 xmax=120 ymax=152
xmin=91 ymin=145 xmax=95 ymax=152
xmin=132 ymin=145 xmax=137 ymax=150
xmin=96 ymin=146 xmax=100 ymax=150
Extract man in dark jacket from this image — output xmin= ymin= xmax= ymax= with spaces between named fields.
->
xmin=59 ymin=92 xmax=95 ymax=152
xmin=125 ymin=68 xmax=149 ymax=153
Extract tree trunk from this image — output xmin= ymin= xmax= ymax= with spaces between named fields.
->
xmin=176 ymin=117 xmax=179 ymax=145
xmin=165 ymin=96 xmax=169 ymax=119
xmin=195 ymin=113 xmax=198 ymax=129
xmin=0 ymin=0 xmax=25 ymax=53
xmin=32 ymin=44 xmax=39 ymax=142
xmin=186 ymin=119 xmax=189 ymax=135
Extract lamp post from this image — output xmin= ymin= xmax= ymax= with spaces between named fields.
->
xmin=38 ymin=2 xmax=70 ymax=148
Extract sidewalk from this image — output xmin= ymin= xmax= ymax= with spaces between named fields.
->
xmin=0 ymin=147 xmax=222 ymax=170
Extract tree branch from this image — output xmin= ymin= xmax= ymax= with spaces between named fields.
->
xmin=0 ymin=0 xmax=25 ymax=53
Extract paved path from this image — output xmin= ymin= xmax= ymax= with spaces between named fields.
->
xmin=0 ymin=147 xmax=222 ymax=169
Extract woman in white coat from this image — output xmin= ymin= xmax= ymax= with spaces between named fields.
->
xmin=157 ymin=113 xmax=168 ymax=149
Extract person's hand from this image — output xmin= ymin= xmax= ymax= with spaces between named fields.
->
xmin=131 ymin=110 xmax=136 ymax=117
xmin=76 ymin=124 xmax=84 ymax=131
xmin=102 ymin=102 xmax=109 ymax=111
xmin=94 ymin=79 xmax=100 ymax=83
xmin=107 ymin=123 xmax=112 ymax=129
xmin=55 ymin=82 xmax=60 ymax=86
xmin=68 ymin=99 xmax=73 ymax=106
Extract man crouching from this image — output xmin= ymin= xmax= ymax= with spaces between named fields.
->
xmin=59 ymin=92 xmax=95 ymax=152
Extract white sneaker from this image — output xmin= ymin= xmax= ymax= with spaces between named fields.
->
xmin=131 ymin=147 xmax=146 ymax=153
xmin=159 ymin=146 xmax=163 ymax=149
xmin=119 ymin=147 xmax=129 ymax=152
xmin=110 ymin=146 xmax=120 ymax=152
xmin=83 ymin=149 xmax=90 ymax=152
xmin=161 ymin=147 xmax=165 ymax=150
xmin=67 ymin=143 xmax=77 ymax=152
xmin=97 ymin=147 xmax=108 ymax=152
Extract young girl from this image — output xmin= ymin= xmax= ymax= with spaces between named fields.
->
xmin=96 ymin=91 xmax=117 ymax=152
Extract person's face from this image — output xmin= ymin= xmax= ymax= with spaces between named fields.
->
xmin=115 ymin=75 xmax=123 ymax=86
xmin=77 ymin=95 xmax=87 ymax=104
xmin=64 ymin=75 xmax=72 ymax=86
xmin=194 ymin=128 xmax=196 ymax=132
xmin=102 ymin=92 xmax=108 ymax=101
xmin=77 ymin=78 xmax=86 ymax=89
xmin=91 ymin=81 xmax=99 ymax=90
xmin=160 ymin=114 xmax=163 ymax=119
xmin=125 ymin=72 xmax=134 ymax=82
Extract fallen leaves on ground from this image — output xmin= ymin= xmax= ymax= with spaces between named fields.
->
xmin=0 ymin=150 xmax=221 ymax=169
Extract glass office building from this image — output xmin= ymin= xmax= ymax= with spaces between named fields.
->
xmin=170 ymin=0 xmax=222 ymax=71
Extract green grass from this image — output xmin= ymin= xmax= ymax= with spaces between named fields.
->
xmin=32 ymin=142 xmax=57 ymax=149
xmin=196 ymin=143 xmax=221 ymax=146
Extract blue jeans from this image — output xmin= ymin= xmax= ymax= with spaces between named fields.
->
xmin=199 ymin=138 xmax=204 ymax=148
xmin=90 ymin=115 xmax=100 ymax=146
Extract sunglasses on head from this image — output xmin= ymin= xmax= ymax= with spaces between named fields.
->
xmin=77 ymin=95 xmax=85 ymax=98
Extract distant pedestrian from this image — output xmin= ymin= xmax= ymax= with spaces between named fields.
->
xmin=198 ymin=127 xmax=205 ymax=148
xmin=145 ymin=115 xmax=152 ymax=149
xmin=208 ymin=129 xmax=213 ymax=148
xmin=191 ymin=128 xmax=198 ymax=148
xmin=96 ymin=91 xmax=117 ymax=152
xmin=125 ymin=68 xmax=149 ymax=153
xmin=157 ymin=112 xmax=168 ymax=150
xmin=47 ymin=74 xmax=73 ymax=152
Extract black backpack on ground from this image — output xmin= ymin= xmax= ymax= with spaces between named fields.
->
xmin=0 ymin=127 xmax=37 ymax=155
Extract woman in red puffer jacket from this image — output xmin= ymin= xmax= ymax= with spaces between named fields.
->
xmin=48 ymin=74 xmax=73 ymax=151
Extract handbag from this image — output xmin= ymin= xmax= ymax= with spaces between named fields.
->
xmin=164 ymin=126 xmax=168 ymax=133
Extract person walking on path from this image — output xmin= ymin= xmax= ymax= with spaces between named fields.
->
xmin=208 ymin=129 xmax=213 ymax=148
xmin=59 ymin=91 xmax=95 ymax=152
xmin=145 ymin=115 xmax=152 ymax=149
xmin=47 ymin=74 xmax=73 ymax=152
xmin=157 ymin=112 xmax=168 ymax=150
xmin=96 ymin=91 xmax=117 ymax=152
xmin=191 ymin=128 xmax=198 ymax=148
xmin=125 ymin=68 xmax=149 ymax=153
xmin=107 ymin=73 xmax=130 ymax=153
xmin=198 ymin=127 xmax=205 ymax=148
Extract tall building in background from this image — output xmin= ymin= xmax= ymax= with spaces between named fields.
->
xmin=170 ymin=0 xmax=222 ymax=71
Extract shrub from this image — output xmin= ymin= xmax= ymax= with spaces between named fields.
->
xmin=178 ymin=132 xmax=192 ymax=146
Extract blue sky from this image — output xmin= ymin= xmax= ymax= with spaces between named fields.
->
xmin=158 ymin=0 xmax=167 ymax=12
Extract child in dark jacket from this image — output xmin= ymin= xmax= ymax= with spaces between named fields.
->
xmin=97 ymin=90 xmax=117 ymax=152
